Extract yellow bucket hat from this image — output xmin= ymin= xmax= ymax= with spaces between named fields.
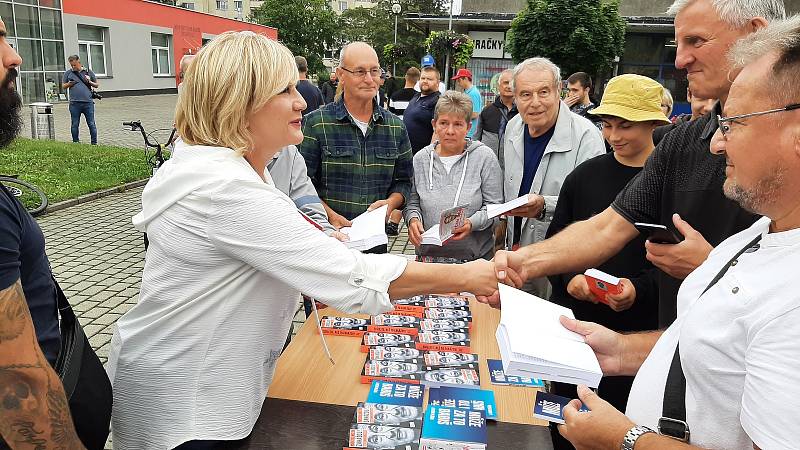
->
xmin=589 ymin=74 xmax=671 ymax=124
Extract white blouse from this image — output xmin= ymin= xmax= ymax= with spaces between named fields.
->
xmin=107 ymin=144 xmax=407 ymax=449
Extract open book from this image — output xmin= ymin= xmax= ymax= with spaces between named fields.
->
xmin=495 ymin=284 xmax=602 ymax=387
xmin=420 ymin=204 xmax=467 ymax=246
xmin=486 ymin=195 xmax=531 ymax=219
xmin=340 ymin=205 xmax=388 ymax=251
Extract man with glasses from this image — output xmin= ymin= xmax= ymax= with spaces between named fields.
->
xmin=556 ymin=15 xmax=800 ymax=449
xmin=299 ymin=42 xmax=412 ymax=253
xmin=486 ymin=0 xmax=783 ymax=327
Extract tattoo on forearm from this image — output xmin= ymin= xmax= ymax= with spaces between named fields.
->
xmin=0 ymin=284 xmax=27 ymax=342
xmin=9 ymin=421 xmax=47 ymax=448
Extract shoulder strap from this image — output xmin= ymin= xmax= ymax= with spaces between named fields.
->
xmin=660 ymin=233 xmax=762 ymax=441
xmin=52 ymin=275 xmax=85 ymax=399
xmin=75 ymin=70 xmax=93 ymax=90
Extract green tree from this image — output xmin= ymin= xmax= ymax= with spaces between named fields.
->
xmin=250 ymin=0 xmax=339 ymax=74
xmin=508 ymin=0 xmax=626 ymax=77
xmin=339 ymin=0 xmax=446 ymax=73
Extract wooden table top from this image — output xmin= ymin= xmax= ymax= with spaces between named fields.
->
xmin=267 ymin=297 xmax=548 ymax=427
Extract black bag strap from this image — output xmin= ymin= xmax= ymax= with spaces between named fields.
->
xmin=660 ymin=233 xmax=762 ymax=441
xmin=73 ymin=70 xmax=94 ymax=91
xmin=52 ymin=275 xmax=86 ymax=399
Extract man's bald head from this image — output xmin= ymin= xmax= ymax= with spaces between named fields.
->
xmin=339 ymin=42 xmax=379 ymax=68
xmin=336 ymin=42 xmax=380 ymax=103
xmin=180 ymin=54 xmax=196 ymax=82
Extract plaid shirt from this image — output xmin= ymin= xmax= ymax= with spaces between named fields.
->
xmin=298 ymin=97 xmax=413 ymax=220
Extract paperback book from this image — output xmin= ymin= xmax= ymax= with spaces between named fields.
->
xmin=424 ymin=308 xmax=472 ymax=322
xmin=354 ymin=402 xmax=424 ymax=428
xmin=428 ymin=387 xmax=497 ymax=420
xmin=487 ymin=359 xmax=545 ymax=388
xmin=416 ymin=330 xmax=471 ymax=353
xmin=320 ymin=316 xmax=369 ymax=337
xmin=423 ymin=351 xmax=479 ymax=367
xmin=583 ymin=268 xmax=621 ymax=305
xmin=419 ymin=318 xmax=472 ymax=331
xmin=533 ymin=391 xmax=589 ymax=424
xmin=361 ymin=360 xmax=425 ymax=385
xmin=387 ymin=307 xmax=425 ymax=318
xmin=369 ymin=346 xmax=424 ymax=361
xmin=369 ymin=315 xmax=421 ymax=336
xmin=341 ymin=205 xmax=389 ymax=252
xmin=421 ymin=364 xmax=480 ymax=390
xmin=345 ymin=424 xmax=420 ymax=450
xmin=366 ymin=380 xmax=424 ymax=407
xmin=420 ymin=406 xmax=486 ymax=450
xmin=419 ymin=204 xmax=467 ymax=247
xmin=423 ymin=296 xmax=470 ymax=310
xmin=361 ymin=333 xmax=417 ymax=353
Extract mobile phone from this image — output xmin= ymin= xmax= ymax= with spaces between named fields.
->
xmin=634 ymin=222 xmax=683 ymax=244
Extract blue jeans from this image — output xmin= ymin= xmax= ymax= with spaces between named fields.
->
xmin=69 ymin=101 xmax=97 ymax=144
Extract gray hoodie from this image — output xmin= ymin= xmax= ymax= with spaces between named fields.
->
xmin=404 ymin=140 xmax=503 ymax=260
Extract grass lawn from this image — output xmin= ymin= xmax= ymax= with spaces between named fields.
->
xmin=0 ymin=138 xmax=152 ymax=205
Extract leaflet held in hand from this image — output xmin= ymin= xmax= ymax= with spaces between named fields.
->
xmin=341 ymin=205 xmax=389 ymax=251
xmin=495 ymin=284 xmax=603 ymax=387
xmin=486 ymin=195 xmax=531 ymax=219
xmin=420 ymin=204 xmax=467 ymax=246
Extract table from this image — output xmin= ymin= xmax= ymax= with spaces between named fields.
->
xmin=231 ymin=298 xmax=553 ymax=449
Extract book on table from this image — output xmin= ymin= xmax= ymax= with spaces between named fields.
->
xmin=320 ymin=316 xmax=370 ymax=337
xmin=354 ymin=402 xmax=424 ymax=428
xmin=361 ymin=332 xmax=417 ymax=353
xmin=366 ymin=380 xmax=424 ymax=407
xmin=486 ymin=359 xmax=545 ymax=388
xmin=419 ymin=204 xmax=467 ymax=246
xmin=495 ymin=284 xmax=603 ymax=388
xmin=420 ymin=405 xmax=487 ymax=450
xmin=340 ymin=204 xmax=388 ymax=251
xmin=486 ymin=194 xmax=531 ymax=219
xmin=420 ymin=363 xmax=481 ymax=390
xmin=428 ymin=387 xmax=497 ymax=421
xmin=368 ymin=314 xmax=421 ymax=336
xmin=345 ymin=423 xmax=420 ymax=450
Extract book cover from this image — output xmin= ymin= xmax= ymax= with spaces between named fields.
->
xmin=487 ymin=359 xmax=545 ymax=387
xmin=428 ymin=387 xmax=497 ymax=421
xmin=361 ymin=360 xmax=424 ymax=385
xmin=354 ymin=402 xmax=424 ymax=428
xmin=388 ymin=306 xmax=425 ymax=318
xmin=424 ymin=308 xmax=472 ymax=322
xmin=369 ymin=315 xmax=420 ymax=336
xmin=420 ymin=366 xmax=480 ymax=390
xmin=393 ymin=296 xmax=427 ymax=307
xmin=346 ymin=424 xmax=421 ymax=450
xmin=423 ymin=296 xmax=470 ymax=310
xmin=423 ymin=351 xmax=479 ymax=367
xmin=419 ymin=318 xmax=472 ymax=331
xmin=420 ymin=406 xmax=486 ymax=450
xmin=361 ymin=333 xmax=417 ymax=353
xmin=584 ymin=268 xmax=621 ymax=305
xmin=533 ymin=391 xmax=589 ymax=424
xmin=416 ymin=330 xmax=470 ymax=353
xmin=320 ymin=316 xmax=370 ymax=336
xmin=369 ymin=346 xmax=423 ymax=361
xmin=366 ymin=380 xmax=424 ymax=407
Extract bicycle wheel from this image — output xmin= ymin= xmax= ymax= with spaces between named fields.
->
xmin=0 ymin=176 xmax=48 ymax=216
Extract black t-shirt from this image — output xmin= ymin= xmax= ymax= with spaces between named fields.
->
xmin=403 ymin=91 xmax=440 ymax=153
xmin=297 ymin=79 xmax=324 ymax=116
xmin=388 ymin=87 xmax=417 ymax=116
xmin=611 ymin=105 xmax=759 ymax=326
xmin=0 ymin=184 xmax=60 ymax=363
xmin=547 ymin=153 xmax=658 ymax=332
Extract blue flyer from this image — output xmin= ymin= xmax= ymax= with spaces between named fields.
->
xmin=533 ymin=391 xmax=589 ymax=424
xmin=428 ymin=387 xmax=497 ymax=420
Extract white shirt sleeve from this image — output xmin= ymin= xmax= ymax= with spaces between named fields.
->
xmin=740 ymin=305 xmax=800 ymax=449
xmin=206 ymin=180 xmax=407 ymax=315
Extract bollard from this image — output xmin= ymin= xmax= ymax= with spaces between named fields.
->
xmin=29 ymin=102 xmax=55 ymax=140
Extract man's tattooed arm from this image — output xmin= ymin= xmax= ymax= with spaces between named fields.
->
xmin=0 ymin=280 xmax=85 ymax=450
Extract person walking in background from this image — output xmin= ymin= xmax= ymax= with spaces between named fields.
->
xmin=294 ymin=56 xmax=324 ymax=116
xmin=473 ymin=68 xmax=517 ymax=168
xmin=404 ymin=66 xmax=442 ymax=154
xmin=389 ymin=67 xmax=420 ymax=118
xmin=405 ymin=91 xmax=503 ymax=263
xmin=451 ymin=69 xmax=482 ymax=139
xmin=62 ymin=54 xmax=98 ymax=145
xmin=321 ymin=71 xmax=338 ymax=104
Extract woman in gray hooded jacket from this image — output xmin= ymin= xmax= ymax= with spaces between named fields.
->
xmin=405 ymin=90 xmax=504 ymax=262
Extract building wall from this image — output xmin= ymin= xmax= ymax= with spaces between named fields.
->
xmin=175 ymin=0 xmax=251 ymax=21
xmin=461 ymin=0 xmax=523 ymax=13
xmin=331 ymin=0 xmax=377 ymax=14
xmin=62 ymin=0 xmax=276 ymax=96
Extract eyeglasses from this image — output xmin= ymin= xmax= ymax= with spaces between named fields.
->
xmin=339 ymin=67 xmax=382 ymax=79
xmin=717 ymin=103 xmax=800 ymax=136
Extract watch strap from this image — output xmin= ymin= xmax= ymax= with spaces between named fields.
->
xmin=621 ymin=425 xmax=655 ymax=450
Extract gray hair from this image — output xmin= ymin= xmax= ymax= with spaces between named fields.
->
xmin=68 ymin=54 xmax=80 ymax=62
xmin=434 ymin=90 xmax=473 ymax=123
xmin=729 ymin=14 xmax=800 ymax=105
xmin=511 ymin=57 xmax=561 ymax=91
xmin=295 ymin=55 xmax=308 ymax=73
xmin=667 ymin=0 xmax=785 ymax=28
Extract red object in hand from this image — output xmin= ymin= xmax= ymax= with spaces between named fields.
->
xmin=583 ymin=269 xmax=622 ymax=305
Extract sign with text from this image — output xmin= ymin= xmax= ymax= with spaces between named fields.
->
xmin=469 ymin=31 xmax=511 ymax=59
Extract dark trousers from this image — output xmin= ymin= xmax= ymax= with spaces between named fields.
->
xmin=69 ymin=101 xmax=98 ymax=144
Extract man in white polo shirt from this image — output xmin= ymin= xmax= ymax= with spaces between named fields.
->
xmin=556 ymin=15 xmax=800 ymax=450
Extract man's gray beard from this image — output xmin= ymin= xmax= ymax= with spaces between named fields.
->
xmin=723 ymin=165 xmax=787 ymax=214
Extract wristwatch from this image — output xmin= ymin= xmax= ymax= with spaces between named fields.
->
xmin=621 ymin=425 xmax=655 ymax=450
xmin=536 ymin=200 xmax=547 ymax=220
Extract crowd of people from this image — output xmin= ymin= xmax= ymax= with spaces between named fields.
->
xmin=2 ymin=0 xmax=800 ymax=449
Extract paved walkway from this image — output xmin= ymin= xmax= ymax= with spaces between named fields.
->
xmin=22 ymin=94 xmax=179 ymax=148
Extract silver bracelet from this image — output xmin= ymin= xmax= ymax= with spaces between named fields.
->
xmin=621 ymin=425 xmax=655 ymax=450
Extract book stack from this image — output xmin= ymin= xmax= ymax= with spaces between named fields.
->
xmin=428 ymin=386 xmax=498 ymax=421
xmin=360 ymin=350 xmax=480 ymax=389
xmin=420 ymin=405 xmax=487 ymax=450
xmin=344 ymin=380 xmax=424 ymax=450
xmin=487 ymin=359 xmax=545 ymax=388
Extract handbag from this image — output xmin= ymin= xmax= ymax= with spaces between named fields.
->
xmin=53 ymin=277 xmax=113 ymax=450
xmin=73 ymin=70 xmax=102 ymax=100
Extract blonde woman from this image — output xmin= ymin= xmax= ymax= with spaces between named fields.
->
xmin=106 ymin=32 xmax=498 ymax=450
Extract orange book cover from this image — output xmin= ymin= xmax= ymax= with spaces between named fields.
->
xmin=584 ymin=269 xmax=621 ymax=305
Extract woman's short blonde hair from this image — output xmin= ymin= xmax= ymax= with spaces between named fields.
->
xmin=661 ymin=88 xmax=674 ymax=117
xmin=433 ymin=90 xmax=473 ymax=123
xmin=175 ymin=31 xmax=298 ymax=155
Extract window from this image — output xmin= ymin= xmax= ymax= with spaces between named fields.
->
xmin=77 ymin=25 xmax=107 ymax=76
xmin=234 ymin=1 xmax=242 ymax=11
xmin=181 ymin=2 xmax=196 ymax=9
xmin=216 ymin=0 xmax=228 ymax=10
xmin=339 ymin=1 xmax=347 ymax=11
xmin=151 ymin=33 xmax=172 ymax=76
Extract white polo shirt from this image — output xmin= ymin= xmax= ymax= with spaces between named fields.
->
xmin=626 ymin=217 xmax=800 ymax=449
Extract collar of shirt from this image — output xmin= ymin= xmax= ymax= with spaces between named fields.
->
xmin=333 ymin=96 xmax=385 ymax=125
xmin=700 ymin=101 xmax=722 ymax=140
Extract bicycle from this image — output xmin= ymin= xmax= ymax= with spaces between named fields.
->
xmin=122 ymin=121 xmax=177 ymax=176
xmin=0 ymin=174 xmax=48 ymax=216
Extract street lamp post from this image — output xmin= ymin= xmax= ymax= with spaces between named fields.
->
xmin=445 ymin=0 xmax=454 ymax=89
xmin=391 ymin=0 xmax=401 ymax=76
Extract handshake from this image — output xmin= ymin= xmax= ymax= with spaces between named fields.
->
xmin=459 ymin=250 xmax=527 ymax=308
